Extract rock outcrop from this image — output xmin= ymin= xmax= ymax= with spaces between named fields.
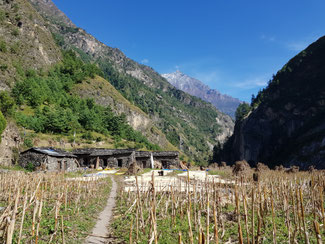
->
xmin=0 ymin=0 xmax=61 ymax=91
xmin=0 ymin=122 xmax=22 ymax=166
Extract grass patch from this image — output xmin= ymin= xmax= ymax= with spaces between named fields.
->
xmin=207 ymin=169 xmax=233 ymax=179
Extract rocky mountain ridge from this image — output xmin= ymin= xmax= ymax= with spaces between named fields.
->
xmin=162 ymin=70 xmax=241 ymax=118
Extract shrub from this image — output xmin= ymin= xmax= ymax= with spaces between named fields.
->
xmin=82 ymin=131 xmax=93 ymax=140
xmin=25 ymin=162 xmax=35 ymax=171
xmin=0 ymin=64 xmax=8 ymax=71
xmin=0 ymin=10 xmax=5 ymax=22
xmin=235 ymin=102 xmax=251 ymax=121
xmin=23 ymin=138 xmax=33 ymax=148
xmin=0 ymin=91 xmax=15 ymax=116
xmin=10 ymin=42 xmax=20 ymax=54
xmin=11 ymin=28 xmax=19 ymax=36
xmin=0 ymin=111 xmax=6 ymax=142
xmin=0 ymin=40 xmax=7 ymax=52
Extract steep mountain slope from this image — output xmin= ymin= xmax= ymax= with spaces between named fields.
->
xmin=72 ymin=76 xmax=175 ymax=150
xmin=29 ymin=0 xmax=234 ymax=162
xmin=0 ymin=0 xmax=61 ymax=91
xmin=0 ymin=0 xmax=62 ymax=164
xmin=221 ymin=36 xmax=325 ymax=169
xmin=162 ymin=70 xmax=241 ymax=118
xmin=0 ymin=0 xmax=175 ymax=165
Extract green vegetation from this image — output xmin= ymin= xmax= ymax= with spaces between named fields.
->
xmin=0 ymin=164 xmax=29 ymax=172
xmin=0 ymin=40 xmax=7 ymax=52
xmin=235 ymin=102 xmax=251 ymax=121
xmin=0 ymin=10 xmax=5 ymax=22
xmin=0 ymin=111 xmax=6 ymax=143
xmin=10 ymin=50 xmax=159 ymax=150
xmin=0 ymin=91 xmax=15 ymax=116
xmin=0 ymin=64 xmax=8 ymax=71
xmin=52 ymin=32 xmax=65 ymax=47
xmin=11 ymin=28 xmax=19 ymax=36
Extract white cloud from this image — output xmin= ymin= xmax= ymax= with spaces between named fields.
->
xmin=232 ymin=75 xmax=270 ymax=90
xmin=286 ymin=34 xmax=322 ymax=52
xmin=287 ymin=41 xmax=309 ymax=52
xmin=260 ymin=34 xmax=276 ymax=42
xmin=141 ymin=58 xmax=149 ymax=64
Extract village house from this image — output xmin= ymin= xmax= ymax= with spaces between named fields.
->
xmin=19 ymin=147 xmax=180 ymax=171
xmin=135 ymin=151 xmax=180 ymax=169
xmin=72 ymin=148 xmax=180 ymax=169
xmin=72 ymin=148 xmax=136 ymax=169
xmin=19 ymin=147 xmax=78 ymax=171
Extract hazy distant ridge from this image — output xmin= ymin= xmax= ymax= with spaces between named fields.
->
xmin=162 ymin=71 xmax=241 ymax=118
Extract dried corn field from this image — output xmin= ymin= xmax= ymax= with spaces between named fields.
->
xmin=0 ymin=171 xmax=111 ymax=244
xmin=112 ymin=170 xmax=325 ymax=243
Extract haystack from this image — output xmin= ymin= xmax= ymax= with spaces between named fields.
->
xmin=127 ymin=162 xmax=142 ymax=175
xmin=232 ymin=160 xmax=250 ymax=175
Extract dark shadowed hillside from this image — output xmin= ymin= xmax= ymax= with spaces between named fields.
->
xmin=221 ymin=36 xmax=325 ymax=169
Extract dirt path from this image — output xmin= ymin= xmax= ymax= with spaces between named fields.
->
xmin=85 ymin=177 xmax=117 ymax=244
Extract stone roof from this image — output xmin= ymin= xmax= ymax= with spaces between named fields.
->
xmin=152 ymin=151 xmax=179 ymax=157
xmin=135 ymin=151 xmax=179 ymax=157
xmin=21 ymin=148 xmax=77 ymax=158
xmin=73 ymin=148 xmax=135 ymax=156
xmin=135 ymin=151 xmax=151 ymax=157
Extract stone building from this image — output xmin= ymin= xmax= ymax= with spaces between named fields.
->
xmin=73 ymin=148 xmax=180 ymax=169
xmin=135 ymin=151 xmax=180 ymax=169
xmin=19 ymin=147 xmax=78 ymax=171
xmin=73 ymin=148 xmax=135 ymax=168
xmin=152 ymin=151 xmax=180 ymax=168
xmin=19 ymin=147 xmax=180 ymax=171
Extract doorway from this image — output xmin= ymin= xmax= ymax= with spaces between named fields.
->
xmin=118 ymin=159 xmax=123 ymax=167
xmin=162 ymin=161 xmax=168 ymax=169
xmin=104 ymin=158 xmax=108 ymax=168
xmin=142 ymin=161 xmax=147 ymax=168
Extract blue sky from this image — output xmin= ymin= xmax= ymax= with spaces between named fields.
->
xmin=53 ymin=0 xmax=325 ymax=102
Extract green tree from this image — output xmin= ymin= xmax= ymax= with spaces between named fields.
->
xmin=0 ymin=91 xmax=15 ymax=116
xmin=0 ymin=111 xmax=6 ymax=143
xmin=235 ymin=103 xmax=251 ymax=121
